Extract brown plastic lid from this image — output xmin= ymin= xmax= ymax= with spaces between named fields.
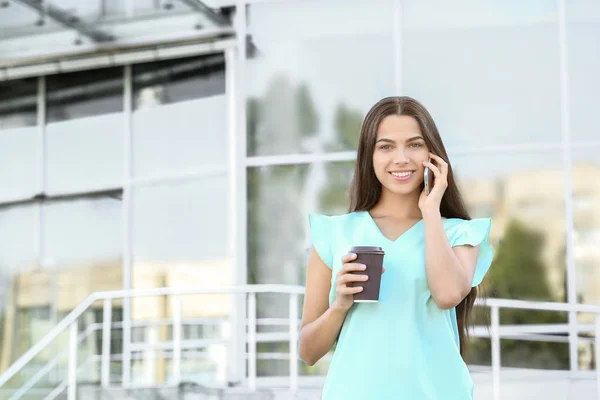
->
xmin=350 ymin=246 xmax=385 ymax=255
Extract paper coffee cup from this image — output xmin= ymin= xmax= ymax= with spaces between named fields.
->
xmin=349 ymin=246 xmax=385 ymax=302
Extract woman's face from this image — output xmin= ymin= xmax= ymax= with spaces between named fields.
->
xmin=372 ymin=114 xmax=430 ymax=196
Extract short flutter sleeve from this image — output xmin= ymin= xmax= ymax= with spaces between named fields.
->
xmin=308 ymin=213 xmax=333 ymax=269
xmin=449 ymin=218 xmax=495 ymax=287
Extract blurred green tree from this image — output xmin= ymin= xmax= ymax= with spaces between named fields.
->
xmin=318 ymin=103 xmax=363 ymax=214
xmin=468 ymin=220 xmax=569 ymax=369
xmin=326 ymin=104 xmax=363 ymax=152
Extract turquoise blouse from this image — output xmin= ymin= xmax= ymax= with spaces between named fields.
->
xmin=308 ymin=211 xmax=494 ymax=400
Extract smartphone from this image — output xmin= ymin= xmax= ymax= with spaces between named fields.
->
xmin=424 ymin=158 xmax=434 ymax=195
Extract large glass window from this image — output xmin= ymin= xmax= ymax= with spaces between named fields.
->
xmin=403 ymin=0 xmax=562 ymax=148
xmin=567 ymin=0 xmax=600 ymax=142
xmin=246 ymin=0 xmax=396 ymax=156
xmin=133 ymin=55 xmax=225 ymax=110
xmin=248 ymin=161 xmax=353 ymax=376
xmin=571 ymin=145 xmax=600 ymax=370
xmin=0 ymin=204 xmax=40 ymax=387
xmin=132 ymin=55 xmax=226 ymax=179
xmin=453 ymin=150 xmax=569 ymax=369
xmin=1 ymin=0 xmax=600 ymax=388
xmin=0 ymin=78 xmax=39 ymax=198
xmin=43 ymin=196 xmax=123 ymax=309
xmin=131 ymin=176 xmax=230 ymax=385
xmin=131 ymin=54 xmax=229 ymax=386
xmin=46 ymin=67 xmax=124 ymax=194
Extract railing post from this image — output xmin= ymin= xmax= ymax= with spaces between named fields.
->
xmin=101 ymin=298 xmax=112 ymax=388
xmin=248 ymin=292 xmax=257 ymax=391
xmin=491 ymin=305 xmax=501 ymax=400
xmin=595 ymin=313 xmax=600 ymax=400
xmin=68 ymin=322 xmax=78 ymax=400
xmin=289 ymin=294 xmax=299 ymax=392
xmin=172 ymin=295 xmax=182 ymax=385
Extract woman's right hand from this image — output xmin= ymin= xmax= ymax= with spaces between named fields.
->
xmin=332 ymin=253 xmax=369 ymax=311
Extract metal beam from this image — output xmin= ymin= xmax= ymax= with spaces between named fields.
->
xmin=14 ymin=0 xmax=114 ymax=42
xmin=0 ymin=188 xmax=123 ymax=210
xmin=177 ymin=0 xmax=230 ymax=26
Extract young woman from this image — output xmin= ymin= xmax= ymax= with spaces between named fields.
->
xmin=298 ymin=96 xmax=494 ymax=399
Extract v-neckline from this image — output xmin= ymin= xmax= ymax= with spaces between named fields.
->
xmin=363 ymin=211 xmax=423 ymax=243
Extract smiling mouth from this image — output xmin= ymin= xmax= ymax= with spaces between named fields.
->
xmin=389 ymin=171 xmax=414 ymax=181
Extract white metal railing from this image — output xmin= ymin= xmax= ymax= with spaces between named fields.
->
xmin=0 ymin=285 xmax=304 ymax=400
xmin=0 ymin=286 xmax=599 ymax=400
xmin=480 ymin=298 xmax=600 ymax=400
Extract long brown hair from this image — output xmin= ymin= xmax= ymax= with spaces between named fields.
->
xmin=348 ymin=96 xmax=477 ymax=359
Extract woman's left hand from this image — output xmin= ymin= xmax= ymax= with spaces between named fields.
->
xmin=418 ymin=152 xmax=449 ymax=214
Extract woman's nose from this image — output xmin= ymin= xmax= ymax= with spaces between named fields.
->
xmin=393 ymin=149 xmax=409 ymax=164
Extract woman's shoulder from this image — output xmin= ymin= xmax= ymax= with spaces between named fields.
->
xmin=443 ymin=217 xmax=494 ymax=250
xmin=443 ymin=216 xmax=492 ymax=229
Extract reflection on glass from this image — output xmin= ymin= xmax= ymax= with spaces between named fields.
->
xmin=247 ymin=0 xmax=395 ymax=155
xmin=571 ymin=146 xmax=600 ymax=370
xmin=319 ymin=161 xmax=355 ymax=215
xmin=132 ymin=95 xmax=227 ymax=179
xmin=497 ymin=338 xmax=569 ymax=371
xmin=1 ymin=198 xmax=123 ymax=388
xmin=0 ymin=78 xmax=38 ymax=196
xmin=133 ymin=55 xmax=225 ymax=110
xmin=47 ymin=67 xmax=123 ymax=122
xmin=247 ymin=164 xmax=309 ymax=287
xmin=44 ymin=196 xmax=122 ymax=304
xmin=0 ymin=78 xmax=37 ymax=129
xmin=46 ymin=67 xmax=124 ymax=193
xmin=453 ymin=150 xmax=568 ymax=369
xmin=453 ymin=150 xmax=566 ymax=303
xmin=248 ymin=161 xmax=356 ymax=374
xmin=0 ymin=127 xmax=38 ymax=198
xmin=132 ymin=56 xmax=227 ymax=180
xmin=132 ymin=177 xmax=230 ymax=385
xmin=133 ymin=177 xmax=228 ymax=262
xmin=567 ymin=0 xmax=600 ymax=141
xmin=403 ymin=0 xmax=561 ymax=147
xmin=0 ymin=204 xmax=40 ymax=387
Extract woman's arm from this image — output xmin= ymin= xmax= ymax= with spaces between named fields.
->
xmin=422 ymin=209 xmax=480 ymax=309
xmin=298 ymin=247 xmax=349 ymax=366
xmin=419 ymin=152 xmax=481 ymax=309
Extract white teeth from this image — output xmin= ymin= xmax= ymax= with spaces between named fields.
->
xmin=391 ymin=171 xmax=412 ymax=177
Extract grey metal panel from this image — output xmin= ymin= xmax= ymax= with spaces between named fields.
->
xmin=5 ymin=62 xmax=59 ymax=79
xmin=0 ymin=38 xmax=231 ymax=82
xmin=112 ymin=49 xmax=158 ymax=64
xmin=155 ymin=41 xmax=215 ymax=59
xmin=58 ymin=55 xmax=113 ymax=73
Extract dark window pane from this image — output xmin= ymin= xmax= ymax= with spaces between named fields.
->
xmin=47 ymin=67 xmax=123 ymax=122
xmin=0 ymin=77 xmax=37 ymax=129
xmin=133 ymin=54 xmax=225 ymax=110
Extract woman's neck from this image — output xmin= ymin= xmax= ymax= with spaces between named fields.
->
xmin=370 ymin=187 xmax=422 ymax=219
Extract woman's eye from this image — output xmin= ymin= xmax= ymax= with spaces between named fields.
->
xmin=380 ymin=145 xmax=392 ymax=150
xmin=410 ymin=142 xmax=423 ymax=148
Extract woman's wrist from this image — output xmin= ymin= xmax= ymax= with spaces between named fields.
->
xmin=421 ymin=207 xmax=441 ymax=220
xmin=331 ymin=300 xmax=351 ymax=315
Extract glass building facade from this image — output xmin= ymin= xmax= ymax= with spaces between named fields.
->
xmin=0 ymin=0 xmax=599 ymax=393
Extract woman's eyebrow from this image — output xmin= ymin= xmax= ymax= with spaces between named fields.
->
xmin=406 ymin=136 xmax=424 ymax=142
